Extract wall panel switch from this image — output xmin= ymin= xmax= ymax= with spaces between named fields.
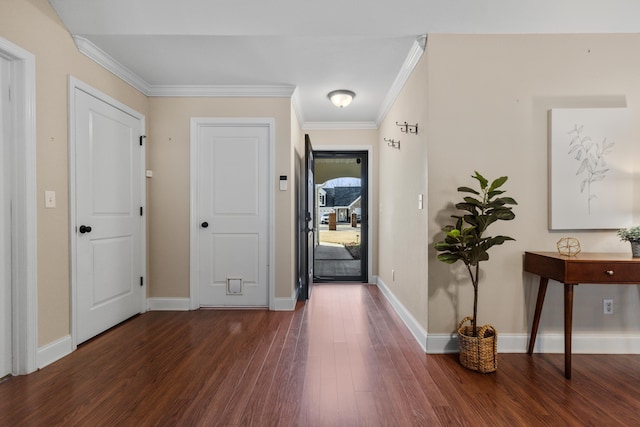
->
xmin=45 ymin=190 xmax=56 ymax=208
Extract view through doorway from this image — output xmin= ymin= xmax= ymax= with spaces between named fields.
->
xmin=313 ymin=151 xmax=368 ymax=282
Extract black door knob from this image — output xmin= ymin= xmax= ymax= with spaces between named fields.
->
xmin=79 ymin=225 xmax=92 ymax=234
xmin=201 ymin=222 xmax=209 ymax=228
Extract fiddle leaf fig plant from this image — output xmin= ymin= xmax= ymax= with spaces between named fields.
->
xmin=434 ymin=172 xmax=517 ymax=336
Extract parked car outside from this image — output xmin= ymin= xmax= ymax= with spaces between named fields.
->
xmin=320 ymin=212 xmax=330 ymax=224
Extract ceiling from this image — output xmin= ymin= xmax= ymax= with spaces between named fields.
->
xmin=49 ymin=0 xmax=640 ymax=127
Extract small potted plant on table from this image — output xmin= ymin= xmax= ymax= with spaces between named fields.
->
xmin=434 ymin=171 xmax=517 ymax=373
xmin=617 ymin=226 xmax=640 ymax=257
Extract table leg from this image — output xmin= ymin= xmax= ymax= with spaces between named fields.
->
xmin=564 ymin=283 xmax=574 ymax=379
xmin=528 ymin=276 xmax=548 ymax=354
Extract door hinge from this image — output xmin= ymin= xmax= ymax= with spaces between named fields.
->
xmin=140 ymin=277 xmax=144 ymax=287
xmin=140 ymin=135 xmax=146 ymax=146
xmin=140 ymin=206 xmax=143 ymax=216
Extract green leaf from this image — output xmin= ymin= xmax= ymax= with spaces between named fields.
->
xmin=462 ymin=197 xmax=482 ymax=206
xmin=472 ymin=171 xmax=488 ymax=189
xmin=489 ymin=176 xmax=508 ymax=192
xmin=447 ymin=229 xmax=461 ymax=238
xmin=455 ymin=202 xmax=480 ymax=213
xmin=497 ymin=197 xmax=517 ymax=205
xmin=457 ymin=186 xmax=480 ymax=195
xmin=487 ymin=189 xmax=505 ymax=199
xmin=437 ymin=253 xmax=462 ymax=264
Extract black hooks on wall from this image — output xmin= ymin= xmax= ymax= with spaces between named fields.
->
xmin=384 ymin=138 xmax=400 ymax=149
xmin=395 ymin=121 xmax=418 ymax=134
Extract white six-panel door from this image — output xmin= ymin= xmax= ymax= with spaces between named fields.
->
xmin=193 ymin=121 xmax=270 ymax=307
xmin=72 ymin=84 xmax=145 ymax=344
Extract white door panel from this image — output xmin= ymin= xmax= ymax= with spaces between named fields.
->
xmin=197 ymin=124 xmax=269 ymax=307
xmin=74 ymin=87 xmax=143 ymax=344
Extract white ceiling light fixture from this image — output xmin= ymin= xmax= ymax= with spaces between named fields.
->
xmin=328 ymin=89 xmax=356 ymax=108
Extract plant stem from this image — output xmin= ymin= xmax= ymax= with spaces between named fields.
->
xmin=466 ymin=263 xmax=479 ymax=337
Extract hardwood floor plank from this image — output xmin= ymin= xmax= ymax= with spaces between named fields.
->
xmin=2 ymin=284 xmax=640 ymax=426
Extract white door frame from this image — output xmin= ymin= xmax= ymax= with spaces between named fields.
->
xmin=189 ymin=117 xmax=275 ymax=310
xmin=68 ymin=76 xmax=147 ymax=348
xmin=312 ymin=144 xmax=374 ymax=284
xmin=0 ymin=37 xmax=37 ymax=375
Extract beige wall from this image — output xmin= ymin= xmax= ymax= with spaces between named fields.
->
xmin=147 ymin=97 xmax=295 ymax=300
xmin=426 ymin=34 xmax=640 ymax=335
xmin=305 ymin=129 xmax=379 ymax=276
xmin=376 ymin=54 xmax=429 ymax=328
xmin=0 ymin=0 xmax=149 ymax=346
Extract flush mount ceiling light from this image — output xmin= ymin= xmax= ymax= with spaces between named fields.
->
xmin=327 ymin=90 xmax=355 ymax=108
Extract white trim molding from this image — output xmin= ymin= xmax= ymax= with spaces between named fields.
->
xmin=272 ymin=287 xmax=299 ymax=311
xmin=149 ymin=85 xmax=296 ymax=98
xmin=73 ymin=36 xmax=151 ymax=95
xmin=0 ymin=36 xmax=38 ymax=375
xmin=425 ymin=332 xmax=640 ymax=355
xmin=73 ymin=36 xmax=296 ymax=99
xmin=37 ymin=335 xmax=72 ymax=370
xmin=303 ymin=121 xmax=378 ymax=130
xmin=376 ymin=277 xmax=427 ymax=352
xmin=376 ymin=275 xmax=640 ymax=355
xmin=147 ymin=298 xmax=191 ymax=311
xmin=375 ymin=34 xmax=427 ymax=126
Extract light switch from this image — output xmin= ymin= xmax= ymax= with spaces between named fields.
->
xmin=145 ymin=170 xmax=153 ymax=178
xmin=45 ymin=190 xmax=56 ymax=208
xmin=418 ymin=193 xmax=423 ymax=210
xmin=279 ymin=175 xmax=288 ymax=191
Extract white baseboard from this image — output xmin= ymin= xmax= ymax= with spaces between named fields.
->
xmin=272 ymin=288 xmax=298 ymax=311
xmin=37 ymin=335 xmax=73 ymax=370
xmin=425 ymin=332 xmax=640 ymax=354
xmin=375 ymin=276 xmax=427 ymax=352
xmin=374 ymin=278 xmax=640 ymax=355
xmin=147 ymin=297 xmax=190 ymax=311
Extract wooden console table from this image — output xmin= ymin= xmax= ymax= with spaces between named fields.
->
xmin=524 ymin=251 xmax=640 ymax=379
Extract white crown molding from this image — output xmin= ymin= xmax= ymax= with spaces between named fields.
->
xmin=375 ymin=34 xmax=427 ymax=126
xmin=73 ymin=36 xmax=151 ymax=95
xmin=291 ymin=87 xmax=305 ymax=125
xmin=73 ymin=36 xmax=297 ymax=99
xmin=148 ymin=84 xmax=296 ymax=97
xmin=303 ymin=121 xmax=378 ymax=130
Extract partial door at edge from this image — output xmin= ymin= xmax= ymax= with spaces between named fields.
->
xmin=196 ymin=123 xmax=270 ymax=307
xmin=0 ymin=55 xmax=11 ymax=377
xmin=73 ymin=86 xmax=145 ymax=344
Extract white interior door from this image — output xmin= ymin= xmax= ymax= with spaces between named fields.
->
xmin=196 ymin=123 xmax=269 ymax=307
xmin=73 ymin=86 xmax=144 ymax=344
xmin=0 ymin=56 xmax=11 ymax=377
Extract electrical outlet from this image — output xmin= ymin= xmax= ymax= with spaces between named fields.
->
xmin=603 ymin=299 xmax=613 ymax=315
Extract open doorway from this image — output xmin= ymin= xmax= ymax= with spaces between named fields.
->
xmin=313 ymin=151 xmax=368 ymax=282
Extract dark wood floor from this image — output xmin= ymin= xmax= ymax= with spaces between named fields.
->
xmin=1 ymin=284 xmax=640 ymax=426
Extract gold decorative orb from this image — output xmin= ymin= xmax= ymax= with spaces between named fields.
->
xmin=557 ymin=237 xmax=581 ymax=256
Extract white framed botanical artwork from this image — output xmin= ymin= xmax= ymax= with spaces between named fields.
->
xmin=549 ymin=108 xmax=633 ymax=230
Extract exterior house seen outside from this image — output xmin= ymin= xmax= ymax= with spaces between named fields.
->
xmin=317 ymin=186 xmax=361 ymax=223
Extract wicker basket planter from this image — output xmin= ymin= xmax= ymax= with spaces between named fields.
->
xmin=457 ymin=317 xmax=497 ymax=373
